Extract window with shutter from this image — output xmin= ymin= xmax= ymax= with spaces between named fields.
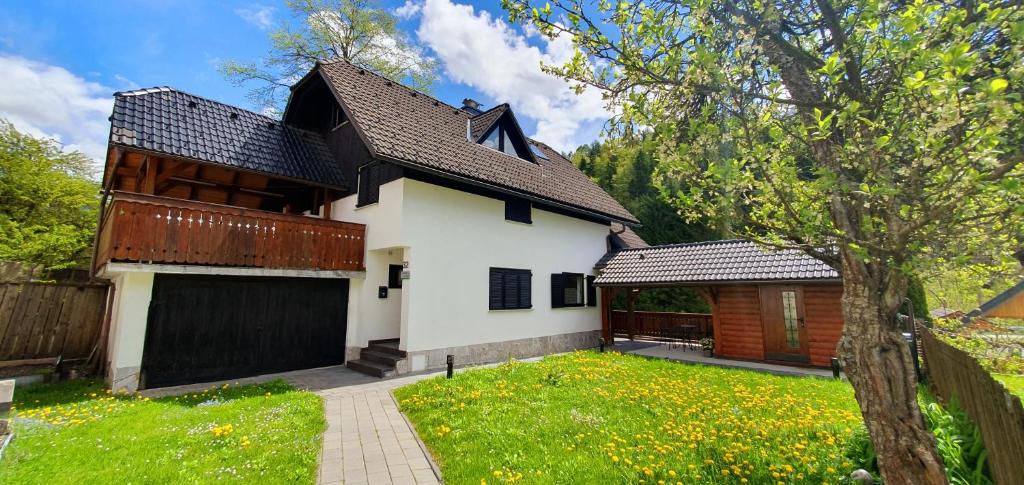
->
xmin=553 ymin=273 xmax=585 ymax=308
xmin=504 ymin=198 xmax=532 ymax=224
xmin=357 ymin=162 xmax=402 ymax=207
xmin=563 ymin=273 xmax=585 ymax=307
xmin=586 ymin=275 xmax=597 ymax=307
xmin=551 ymin=273 xmax=565 ymax=308
xmin=489 ymin=268 xmax=532 ymax=310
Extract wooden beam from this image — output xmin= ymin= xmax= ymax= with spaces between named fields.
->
xmin=153 ymin=160 xmax=199 ymax=194
xmin=142 ymin=156 xmax=157 ymax=194
xmin=600 ymin=287 xmax=612 ymax=342
xmin=104 ymin=147 xmax=125 ymax=189
xmin=626 ymin=288 xmax=639 ymax=341
xmin=225 ymin=171 xmax=241 ymax=206
xmin=322 ymin=189 xmax=332 ymax=219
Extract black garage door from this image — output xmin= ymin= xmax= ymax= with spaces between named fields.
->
xmin=141 ymin=274 xmax=348 ymax=389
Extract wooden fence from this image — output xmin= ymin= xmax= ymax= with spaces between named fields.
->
xmin=611 ymin=310 xmax=713 ymax=341
xmin=921 ymin=328 xmax=1024 ymax=484
xmin=0 ymin=282 xmax=108 ymax=362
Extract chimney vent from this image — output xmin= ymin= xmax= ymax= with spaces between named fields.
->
xmin=461 ymin=98 xmax=483 ymax=115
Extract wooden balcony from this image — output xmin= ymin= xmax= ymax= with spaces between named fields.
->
xmin=96 ymin=192 xmax=365 ymax=272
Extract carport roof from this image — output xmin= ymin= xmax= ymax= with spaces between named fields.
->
xmin=594 ymin=239 xmax=840 ymax=286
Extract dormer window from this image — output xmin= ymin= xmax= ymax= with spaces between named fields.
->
xmin=471 ymin=105 xmax=537 ymax=163
xmin=480 ymin=124 xmax=532 ymax=160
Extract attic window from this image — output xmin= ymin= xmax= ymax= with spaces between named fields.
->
xmin=529 ymin=145 xmax=549 ymax=160
xmin=481 ymin=125 xmax=532 ymax=161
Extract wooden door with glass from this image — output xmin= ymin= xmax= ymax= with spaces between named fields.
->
xmin=760 ymin=286 xmax=810 ymax=363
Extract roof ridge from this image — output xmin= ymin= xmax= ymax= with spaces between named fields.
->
xmin=471 ymin=103 xmax=508 ymax=118
xmin=114 ymin=86 xmax=284 ymax=124
xmin=615 ymin=239 xmax=751 ymax=252
xmin=318 ymin=58 xmax=471 ymax=118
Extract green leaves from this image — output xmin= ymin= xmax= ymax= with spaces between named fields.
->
xmin=0 ymin=121 xmax=99 ymax=270
xmin=988 ymin=78 xmax=1008 ymax=94
xmin=503 ymin=0 xmax=1024 ymax=285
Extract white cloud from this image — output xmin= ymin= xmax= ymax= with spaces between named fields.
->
xmin=416 ymin=0 xmax=610 ymax=151
xmin=394 ymin=0 xmax=423 ymax=19
xmin=113 ymin=74 xmax=139 ymax=90
xmin=236 ymin=5 xmax=275 ymax=30
xmin=0 ymin=55 xmax=112 ymax=164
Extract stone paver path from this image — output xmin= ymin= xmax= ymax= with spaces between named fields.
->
xmin=143 ymin=365 xmax=449 ymax=485
xmin=313 ymin=374 xmax=443 ymax=485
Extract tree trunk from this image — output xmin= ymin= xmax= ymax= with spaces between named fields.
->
xmin=837 ymin=267 xmax=948 ymax=485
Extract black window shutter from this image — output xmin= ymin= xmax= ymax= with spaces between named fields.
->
xmin=505 ymin=198 xmax=532 ymax=224
xmin=489 ymin=269 xmax=504 ymax=310
xmin=502 ymin=271 xmax=518 ymax=309
xmin=518 ymin=270 xmax=532 ymax=308
xmin=551 ymin=273 xmax=565 ymax=308
xmin=586 ymin=276 xmax=597 ymax=307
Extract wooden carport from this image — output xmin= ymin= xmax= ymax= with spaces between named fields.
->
xmin=595 ymin=240 xmax=845 ymax=367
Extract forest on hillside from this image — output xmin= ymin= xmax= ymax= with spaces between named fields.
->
xmin=570 ymin=136 xmax=717 ymax=313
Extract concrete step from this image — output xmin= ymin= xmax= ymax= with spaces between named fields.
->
xmin=346 ymin=359 xmax=395 ymax=378
xmin=368 ymin=342 xmax=406 ymax=358
xmin=360 ymin=348 xmax=403 ymax=366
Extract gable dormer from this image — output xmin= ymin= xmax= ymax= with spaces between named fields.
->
xmin=468 ymin=103 xmax=537 ymax=163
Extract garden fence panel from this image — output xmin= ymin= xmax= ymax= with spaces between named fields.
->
xmin=921 ymin=328 xmax=1024 ymax=485
xmin=0 ymin=282 xmax=109 ymax=362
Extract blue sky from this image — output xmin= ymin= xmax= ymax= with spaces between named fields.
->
xmin=0 ymin=0 xmax=610 ymax=165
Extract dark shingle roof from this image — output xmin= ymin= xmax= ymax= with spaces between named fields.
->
xmin=317 ymin=61 xmax=637 ymax=223
xmin=110 ymin=87 xmax=346 ymax=188
xmin=469 ymin=104 xmax=508 ymax=141
xmin=595 ymin=239 xmax=839 ymax=286
xmin=596 ymin=223 xmax=651 ymax=268
xmin=610 ymin=222 xmax=649 ymax=249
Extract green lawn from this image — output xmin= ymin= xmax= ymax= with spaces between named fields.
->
xmin=995 ymin=373 xmax=1024 ymax=398
xmin=395 ymin=351 xmax=862 ymax=485
xmin=0 ymin=379 xmax=324 ymax=484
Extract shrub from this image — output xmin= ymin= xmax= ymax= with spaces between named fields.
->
xmin=845 ymin=391 xmax=992 ymax=484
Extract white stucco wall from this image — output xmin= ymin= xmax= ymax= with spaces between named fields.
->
xmin=398 ymin=178 xmax=607 ymax=352
xmin=106 ymin=271 xmax=155 ymax=391
xmin=332 ymin=176 xmax=608 ymax=354
xmin=332 ymin=179 xmax=407 ymax=349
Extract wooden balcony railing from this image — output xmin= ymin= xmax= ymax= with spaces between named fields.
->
xmin=611 ymin=310 xmax=713 ymax=341
xmin=96 ymin=192 xmax=365 ymax=272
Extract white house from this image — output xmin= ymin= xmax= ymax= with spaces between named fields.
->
xmin=94 ymin=60 xmax=639 ymax=391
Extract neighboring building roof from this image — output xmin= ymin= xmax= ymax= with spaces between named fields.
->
xmin=594 ymin=239 xmax=840 ymax=286
xmin=316 ymin=60 xmax=638 ymax=223
xmin=962 ymin=279 xmax=1024 ymax=322
xmin=109 ymin=87 xmax=346 ymax=189
xmin=930 ymin=308 xmax=964 ymax=319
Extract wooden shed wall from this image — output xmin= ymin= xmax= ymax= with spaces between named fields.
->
xmin=987 ymin=290 xmax=1024 ymax=319
xmin=803 ymin=285 xmax=844 ymax=366
xmin=713 ymin=283 xmax=844 ymax=366
xmin=714 ymin=286 xmax=765 ymax=360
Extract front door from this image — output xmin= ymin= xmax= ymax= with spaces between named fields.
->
xmin=760 ymin=286 xmax=809 ymax=363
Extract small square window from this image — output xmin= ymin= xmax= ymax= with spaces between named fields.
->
xmin=563 ymin=273 xmax=584 ymax=306
xmin=551 ymin=272 xmax=585 ymax=308
xmin=505 ymin=198 xmax=531 ymax=224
